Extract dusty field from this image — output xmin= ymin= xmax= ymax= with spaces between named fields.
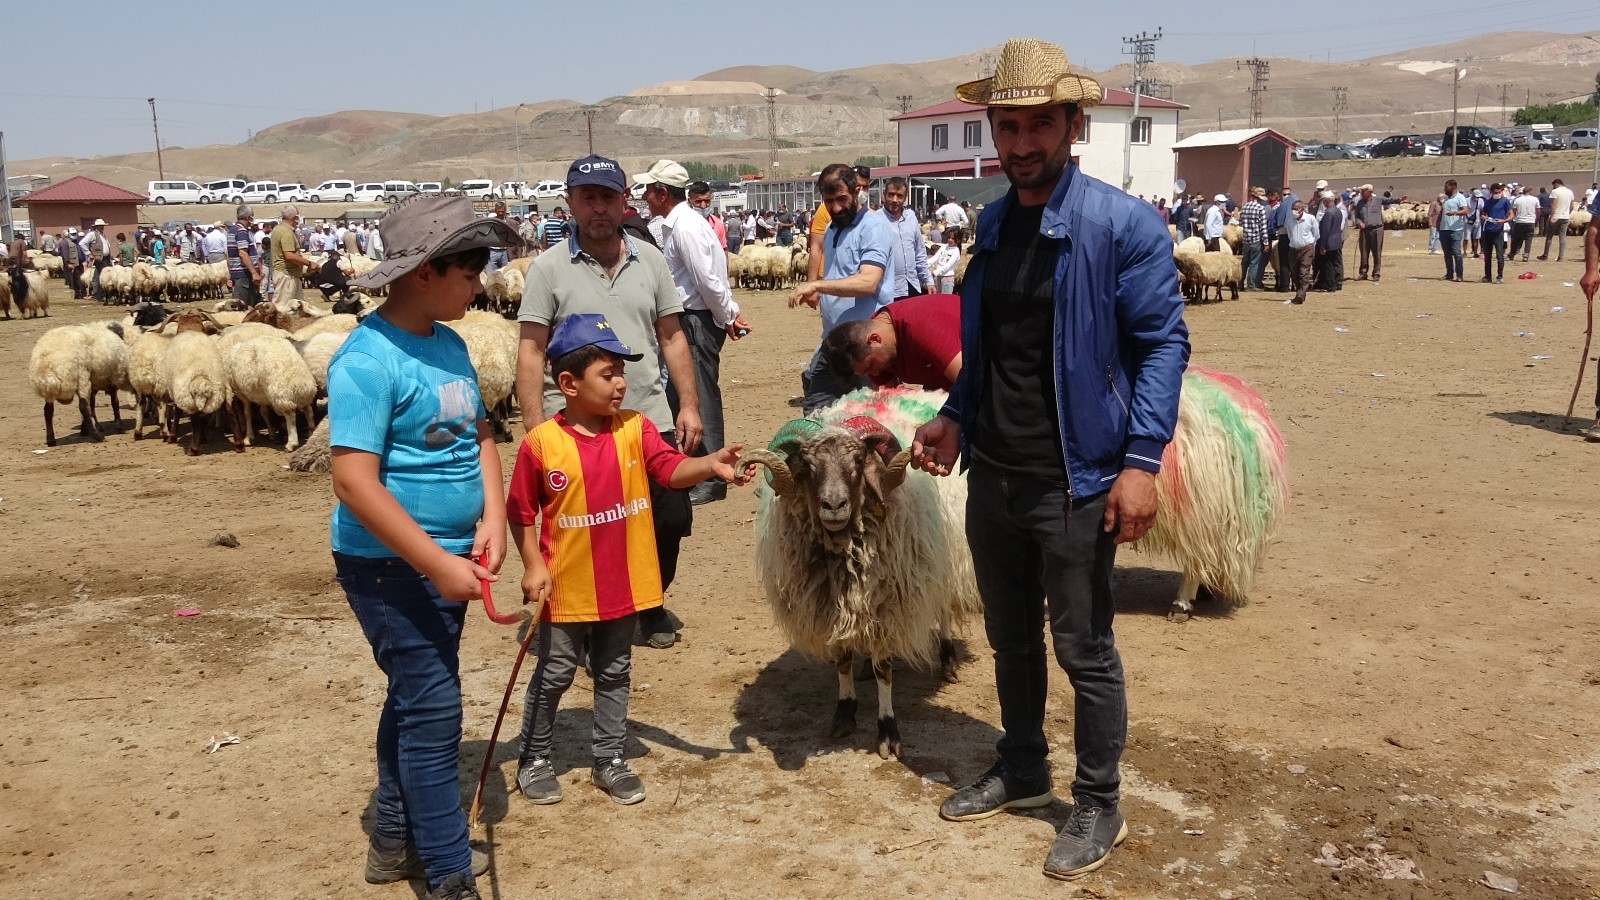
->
xmin=2 ymin=242 xmax=1599 ymax=900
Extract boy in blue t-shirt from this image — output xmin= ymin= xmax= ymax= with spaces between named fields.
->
xmin=326 ymin=194 xmax=519 ymax=900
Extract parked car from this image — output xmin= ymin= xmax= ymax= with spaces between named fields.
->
xmin=309 ymin=180 xmax=356 ymax=202
xmin=456 ymin=179 xmax=494 ymax=199
xmin=1305 ymin=142 xmax=1367 ymax=160
xmin=205 ymin=178 xmax=248 ymax=204
xmin=239 ymin=181 xmax=286 ymax=204
xmin=276 ymin=183 xmax=308 ymax=202
xmin=146 ymin=180 xmax=212 ymax=205
xmin=351 ymin=183 xmax=388 ymax=202
xmin=1570 ymin=127 xmax=1599 ymax=150
xmin=1423 ymin=141 xmax=1443 ymax=156
xmin=529 ymin=179 xmax=566 ymax=200
xmin=1440 ymin=125 xmax=1493 ymax=156
xmin=1368 ymin=135 xmax=1429 ymax=158
xmin=381 ymin=180 xmax=420 ymax=202
xmin=494 ymin=181 xmax=529 ymax=200
xmin=1479 ymin=126 xmax=1517 ymax=153
xmin=418 ymin=182 xmax=443 ymax=193
xmin=1514 ymin=123 xmax=1562 ymax=151
xmin=1293 ymin=143 xmax=1321 ymax=161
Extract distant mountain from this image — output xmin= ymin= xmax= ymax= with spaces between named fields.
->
xmin=18 ymin=31 xmax=1600 ymax=193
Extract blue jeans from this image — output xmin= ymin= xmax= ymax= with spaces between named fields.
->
xmin=800 ymin=344 xmax=872 ymax=415
xmin=1242 ymin=242 xmax=1266 ymax=289
xmin=335 ymin=552 xmax=472 ymax=888
xmin=1439 ymin=230 xmax=1464 ymax=279
xmin=964 ymin=465 xmax=1126 ymax=809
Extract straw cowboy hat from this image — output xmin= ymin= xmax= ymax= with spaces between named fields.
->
xmin=955 ymin=38 xmax=1103 ymax=108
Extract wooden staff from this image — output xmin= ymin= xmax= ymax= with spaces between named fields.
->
xmin=1568 ymin=288 xmax=1595 ymax=425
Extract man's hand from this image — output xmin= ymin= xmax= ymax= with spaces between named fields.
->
xmin=788 ymin=282 xmax=820 ymax=309
xmin=1581 ymin=265 xmax=1600 ymax=302
xmin=426 ymin=553 xmax=497 ymax=604
xmin=922 ymin=282 xmax=935 ymax=295
xmin=725 ymin=313 xmax=752 ymax=339
xmin=1103 ymin=467 xmax=1158 ymax=544
xmin=675 ymin=407 xmax=704 ymax=455
xmin=910 ymin=415 xmax=959 ymax=476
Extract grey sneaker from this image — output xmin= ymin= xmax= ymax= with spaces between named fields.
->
xmin=938 ymin=761 xmax=1053 ymax=822
xmin=1043 ymin=804 xmax=1129 ymax=880
xmin=365 ymin=837 xmax=488 ymax=884
xmin=1581 ymin=420 xmax=1600 ymax=443
xmin=427 ymin=872 xmax=481 ymax=900
xmin=517 ymin=756 xmax=562 ymax=804
xmin=592 ymin=756 xmax=645 ymax=805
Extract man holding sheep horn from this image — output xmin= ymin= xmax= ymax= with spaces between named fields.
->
xmin=911 ymin=38 xmax=1190 ymax=881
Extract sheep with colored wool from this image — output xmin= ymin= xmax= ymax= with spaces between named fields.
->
xmin=739 ymin=388 xmax=980 ymax=759
xmin=1132 ymin=366 xmax=1289 ymax=621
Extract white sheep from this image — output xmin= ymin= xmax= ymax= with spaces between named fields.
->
xmin=739 ymin=388 xmax=979 ymax=759
xmin=1174 ymin=238 xmax=1240 ymax=301
xmin=159 ymin=309 xmax=235 ymax=455
xmin=446 ymin=312 xmax=519 ymax=438
xmin=126 ymin=328 xmax=174 ymax=440
xmin=295 ymin=331 xmax=349 ymax=393
xmin=27 ymin=321 xmax=130 ymax=446
xmin=223 ymin=333 xmax=318 ymax=451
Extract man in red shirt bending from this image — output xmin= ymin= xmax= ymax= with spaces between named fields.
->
xmin=819 ymin=292 xmax=962 ymax=392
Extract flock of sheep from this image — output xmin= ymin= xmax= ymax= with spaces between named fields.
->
xmin=25 ymin=299 xmax=518 ymax=460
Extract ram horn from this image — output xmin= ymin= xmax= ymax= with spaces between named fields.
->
xmin=838 ymin=415 xmax=902 ymax=465
xmin=880 ymin=448 xmax=915 ymax=494
xmin=768 ymin=418 xmax=823 ymax=456
xmin=738 ymin=449 xmax=795 ymax=496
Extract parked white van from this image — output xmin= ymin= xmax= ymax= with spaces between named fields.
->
xmin=418 ymin=182 xmax=443 ymax=193
xmin=351 ymin=183 xmax=388 ymax=202
xmin=146 ymin=181 xmax=212 ymax=205
xmin=381 ymin=181 xmax=421 ymax=201
xmin=457 ymin=179 xmax=494 ymax=199
xmin=309 ymin=180 xmax=357 ymax=202
xmin=1570 ymin=127 xmax=1599 ymax=150
xmin=240 ymin=181 xmax=285 ymax=203
xmin=205 ymin=178 xmax=248 ymax=204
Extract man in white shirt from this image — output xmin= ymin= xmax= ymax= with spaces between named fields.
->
xmin=1285 ymin=200 xmax=1319 ymax=305
xmin=1540 ymin=178 xmax=1575 ymax=262
xmin=936 ymin=196 xmax=968 ymax=231
xmin=741 ymin=211 xmax=757 ymax=246
xmin=634 ymin=159 xmax=752 ymax=505
xmin=1509 ymin=186 xmax=1541 ymax=262
xmin=1203 ymin=194 xmax=1227 ymax=251
xmin=200 ymin=222 xmax=229 ymax=262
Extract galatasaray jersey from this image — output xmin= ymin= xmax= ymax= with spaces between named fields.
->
xmin=506 ymin=410 xmax=686 ymax=623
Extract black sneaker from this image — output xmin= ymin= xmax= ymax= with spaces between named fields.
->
xmin=365 ymin=838 xmax=488 ymax=884
xmin=938 ymin=761 xmax=1053 ymax=822
xmin=517 ymin=756 xmax=562 ymax=804
xmin=1042 ymin=804 xmax=1129 ymax=881
xmin=592 ymin=756 xmax=645 ymax=805
xmin=427 ymin=872 xmax=481 ymax=900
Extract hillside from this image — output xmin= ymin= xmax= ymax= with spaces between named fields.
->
xmin=14 ymin=30 xmax=1600 ymax=195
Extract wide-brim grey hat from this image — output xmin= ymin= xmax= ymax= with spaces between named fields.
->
xmin=352 ymin=194 xmax=521 ymax=290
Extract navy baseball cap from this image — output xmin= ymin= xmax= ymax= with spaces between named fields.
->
xmin=565 ymin=154 xmax=626 ymax=193
xmin=548 ymin=313 xmax=643 ymax=363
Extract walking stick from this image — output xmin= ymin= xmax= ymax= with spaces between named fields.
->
xmin=1567 ymin=289 xmax=1596 ymax=425
xmin=468 ymin=556 xmax=541 ymax=829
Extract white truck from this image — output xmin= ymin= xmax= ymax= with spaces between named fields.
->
xmin=1520 ymin=123 xmax=1564 ymax=151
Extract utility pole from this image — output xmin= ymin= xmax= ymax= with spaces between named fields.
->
xmin=1121 ymin=28 xmax=1162 ymax=191
xmin=1237 ymin=57 xmax=1270 ymax=128
xmin=1449 ymin=63 xmax=1468 ymax=174
xmin=0 ymin=131 xmax=13 ymax=244
xmin=581 ymin=107 xmax=597 ymax=155
xmin=1331 ymin=86 xmax=1348 ymax=143
xmin=147 ymin=97 xmax=165 ymax=179
xmin=765 ymin=87 xmax=780 ymax=176
xmin=514 ymin=103 xmax=526 ymax=184
xmin=894 ymin=95 xmax=912 ymax=166
xmin=1499 ymin=82 xmax=1510 ymax=127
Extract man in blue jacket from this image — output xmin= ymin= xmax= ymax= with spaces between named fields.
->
xmin=912 ymin=38 xmax=1189 ymax=882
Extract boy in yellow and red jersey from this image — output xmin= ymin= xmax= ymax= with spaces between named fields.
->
xmin=507 ymin=313 xmax=751 ymax=806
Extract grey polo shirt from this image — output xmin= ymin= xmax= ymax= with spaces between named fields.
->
xmin=518 ymin=231 xmax=684 ymax=432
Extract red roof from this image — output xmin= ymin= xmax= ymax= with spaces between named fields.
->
xmin=893 ymin=89 xmax=1186 ymax=122
xmin=873 ymin=159 xmax=1004 ymax=178
xmin=19 ymin=175 xmax=146 ymax=204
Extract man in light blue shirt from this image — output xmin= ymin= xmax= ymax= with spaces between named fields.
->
xmin=1438 ymin=178 xmax=1469 ymax=282
xmin=788 ymin=162 xmax=896 ymax=412
xmin=882 ymin=176 xmax=933 ymax=299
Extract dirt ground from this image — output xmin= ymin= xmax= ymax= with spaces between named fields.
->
xmin=2 ymin=237 xmax=1598 ymax=900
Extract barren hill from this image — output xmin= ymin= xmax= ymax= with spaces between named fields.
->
xmin=15 ymin=31 xmax=1600 ymax=196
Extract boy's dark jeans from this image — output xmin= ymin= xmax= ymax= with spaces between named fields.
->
xmin=334 ymin=552 xmax=473 ymax=888
xmin=518 ymin=614 xmax=636 ymax=762
xmin=964 ymin=464 xmax=1127 ymax=810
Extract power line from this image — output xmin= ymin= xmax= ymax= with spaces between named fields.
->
xmin=1121 ymin=28 xmax=1162 ymax=190
xmin=1238 ymin=57 xmax=1270 ymax=128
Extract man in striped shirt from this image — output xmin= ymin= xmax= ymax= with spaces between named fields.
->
xmin=540 ymin=208 xmax=568 ymax=248
xmin=1239 ymin=187 xmax=1270 ymax=291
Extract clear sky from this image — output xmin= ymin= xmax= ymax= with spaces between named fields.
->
xmin=6 ymin=0 xmax=1597 ymax=161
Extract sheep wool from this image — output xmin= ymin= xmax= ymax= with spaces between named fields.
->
xmin=1132 ymin=366 xmax=1289 ymax=605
